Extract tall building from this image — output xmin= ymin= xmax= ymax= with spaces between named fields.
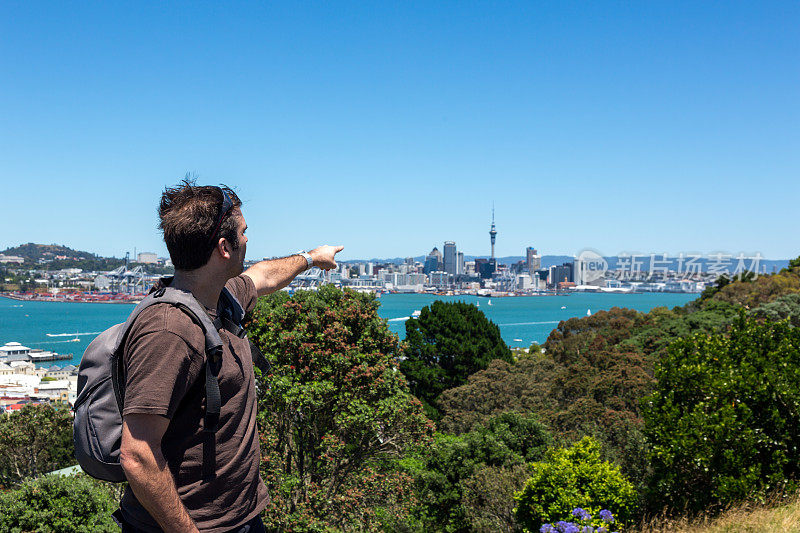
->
xmin=475 ymin=258 xmax=496 ymax=279
xmin=550 ymin=263 xmax=574 ymax=286
xmin=424 ymin=247 xmax=443 ymax=275
xmin=526 ymin=247 xmax=541 ymax=275
xmin=457 ymin=252 xmax=465 ymax=276
xmin=443 ymin=241 xmax=457 ymax=275
xmin=489 ymin=207 xmax=497 ymax=259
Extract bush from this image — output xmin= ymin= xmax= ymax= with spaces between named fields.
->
xmin=247 ymin=286 xmax=433 ymax=531
xmin=642 ymin=314 xmax=800 ymax=513
xmin=0 ymin=474 xmax=118 ymax=532
xmin=0 ymin=403 xmax=75 ymax=487
xmin=514 ymin=437 xmax=637 ymax=532
xmin=409 ymin=412 xmax=551 ymax=533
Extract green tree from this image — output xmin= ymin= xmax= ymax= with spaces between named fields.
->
xmin=247 ymin=286 xmax=433 ymax=532
xmin=409 ymin=412 xmax=551 ymax=533
xmin=400 ymin=301 xmax=512 ymax=419
xmin=0 ymin=474 xmax=118 ymax=532
xmin=643 ymin=314 xmax=800 ymax=513
xmin=514 ymin=437 xmax=638 ymax=532
xmin=751 ymin=293 xmax=800 ymax=327
xmin=0 ymin=403 xmax=75 ymax=487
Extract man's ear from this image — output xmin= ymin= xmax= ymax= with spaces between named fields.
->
xmin=218 ymin=238 xmax=233 ymax=259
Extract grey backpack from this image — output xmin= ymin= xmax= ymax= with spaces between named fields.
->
xmin=73 ymin=284 xmax=246 ymax=482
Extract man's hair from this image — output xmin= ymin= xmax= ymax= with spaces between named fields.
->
xmin=158 ymin=180 xmax=243 ymax=271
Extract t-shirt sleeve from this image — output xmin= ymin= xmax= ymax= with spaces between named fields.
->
xmin=226 ymin=274 xmax=259 ymax=313
xmin=122 ymin=311 xmax=205 ymax=418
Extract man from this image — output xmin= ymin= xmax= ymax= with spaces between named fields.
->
xmin=116 ymin=182 xmax=342 ymax=532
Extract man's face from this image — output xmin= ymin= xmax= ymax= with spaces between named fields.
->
xmin=231 ymin=210 xmax=248 ymax=276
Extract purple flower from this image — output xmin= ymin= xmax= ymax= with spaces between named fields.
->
xmin=540 ymin=525 xmax=555 ymax=533
xmin=555 ymin=521 xmax=580 ymax=533
xmin=597 ymin=528 xmax=607 ymax=533
xmin=581 ymin=527 xmax=594 ymax=533
xmin=572 ymin=507 xmax=591 ymax=521
xmin=599 ymin=509 xmax=614 ymax=523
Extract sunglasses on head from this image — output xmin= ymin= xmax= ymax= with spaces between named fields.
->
xmin=208 ymin=186 xmax=233 ymax=246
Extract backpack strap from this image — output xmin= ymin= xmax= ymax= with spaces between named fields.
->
xmin=215 ymin=287 xmax=271 ymax=375
xmin=110 ymin=286 xmax=225 ymax=480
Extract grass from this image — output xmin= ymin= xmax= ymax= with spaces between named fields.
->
xmin=634 ymin=493 xmax=800 ymax=532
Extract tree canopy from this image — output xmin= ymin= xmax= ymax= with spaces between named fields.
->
xmin=247 ymin=285 xmax=433 ymax=531
xmin=400 ymin=300 xmax=512 ymax=419
xmin=0 ymin=404 xmax=75 ymax=487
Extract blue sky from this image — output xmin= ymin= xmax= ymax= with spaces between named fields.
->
xmin=1 ymin=1 xmax=798 ymax=261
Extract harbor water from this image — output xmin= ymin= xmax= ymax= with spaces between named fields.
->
xmin=0 ymin=291 xmax=697 ymax=367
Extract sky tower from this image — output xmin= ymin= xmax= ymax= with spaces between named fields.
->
xmin=489 ymin=206 xmax=497 ymax=259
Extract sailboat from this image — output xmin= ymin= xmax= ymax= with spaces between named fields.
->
xmin=487 ymin=299 xmax=493 ymax=306
xmin=586 ymin=309 xmax=591 ymax=316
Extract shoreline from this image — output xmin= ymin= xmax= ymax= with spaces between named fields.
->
xmin=0 ymin=293 xmax=140 ymax=304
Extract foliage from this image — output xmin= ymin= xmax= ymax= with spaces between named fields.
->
xmin=247 ymin=286 xmax=433 ymax=532
xmin=438 ymin=303 xmax=740 ymax=486
xmin=0 ymin=403 xmax=75 ymax=487
xmin=409 ymin=412 xmax=551 ymax=533
xmin=708 ymin=268 xmax=800 ymax=308
xmin=460 ymin=464 xmax=532 ymax=533
xmin=514 ymin=437 xmax=637 ymax=532
xmin=438 ymin=355 xmax=558 ymax=435
xmin=642 ymin=314 xmax=800 ymax=513
xmin=0 ymin=473 xmax=119 ymax=532
xmin=750 ymin=293 xmax=800 ymax=326
xmin=400 ymin=300 xmax=512 ymax=419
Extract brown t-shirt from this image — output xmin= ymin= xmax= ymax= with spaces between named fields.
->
xmin=119 ymin=275 xmax=269 ymax=533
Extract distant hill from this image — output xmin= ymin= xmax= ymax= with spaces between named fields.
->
xmin=0 ymin=243 xmax=174 ymax=274
xmin=1 ymin=243 xmax=101 ymax=262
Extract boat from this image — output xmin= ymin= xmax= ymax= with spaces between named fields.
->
xmin=411 ymin=310 xmax=422 ymax=319
xmin=513 ymin=338 xmax=523 ymax=342
xmin=487 ymin=300 xmax=493 ymax=306
xmin=587 ymin=309 xmax=591 ymax=316
xmin=560 ymin=306 xmax=566 ymax=309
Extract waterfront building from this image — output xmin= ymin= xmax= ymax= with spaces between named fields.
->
xmin=428 ymin=270 xmax=450 ymax=288
xmin=516 ymin=274 xmax=533 ymax=290
xmin=443 ymin=241 xmax=457 ymax=275
xmin=136 ymin=252 xmax=158 ymax=264
xmin=550 ymin=263 xmax=574 ymax=287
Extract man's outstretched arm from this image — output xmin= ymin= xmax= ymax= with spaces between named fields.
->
xmin=243 ymin=244 xmax=344 ymax=297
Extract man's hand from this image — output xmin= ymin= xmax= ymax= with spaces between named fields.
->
xmin=309 ymin=245 xmax=344 ymax=270
xmin=244 ymin=244 xmax=345 ymax=296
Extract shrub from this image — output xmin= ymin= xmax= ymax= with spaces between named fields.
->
xmin=514 ymin=437 xmax=637 ymax=532
xmin=247 ymin=286 xmax=433 ymax=531
xmin=410 ymin=412 xmax=551 ymax=533
xmin=0 ymin=403 xmax=75 ymax=487
xmin=0 ymin=474 xmax=118 ymax=532
xmin=642 ymin=314 xmax=800 ymax=513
